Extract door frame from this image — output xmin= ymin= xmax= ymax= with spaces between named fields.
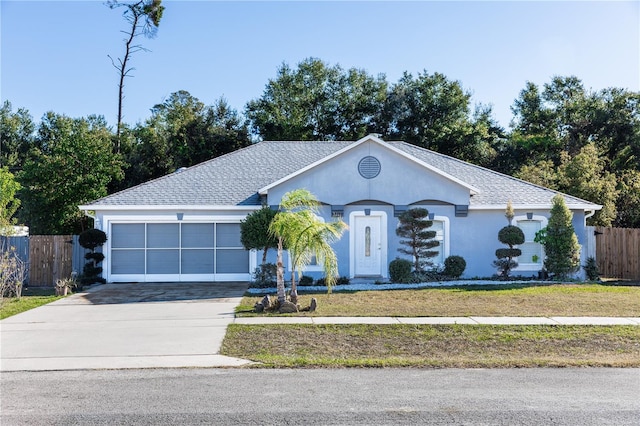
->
xmin=349 ymin=211 xmax=388 ymax=278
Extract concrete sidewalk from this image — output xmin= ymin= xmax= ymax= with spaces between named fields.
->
xmin=234 ymin=316 xmax=640 ymax=325
xmin=2 ymin=282 xmax=638 ymax=372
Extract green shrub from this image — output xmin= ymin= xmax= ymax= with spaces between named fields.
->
xmin=78 ymin=229 xmax=107 ymax=251
xmin=250 ymin=263 xmax=277 ymax=288
xmin=298 ymin=275 xmax=314 ymax=286
xmin=494 ymin=225 xmax=524 ymax=277
xmin=336 ymin=276 xmax=350 ymax=285
xmin=78 ymin=229 xmax=107 ymax=285
xmin=84 ymin=252 xmax=105 ymax=263
xmin=444 ymin=255 xmax=466 ymax=278
xmin=389 ymin=258 xmax=413 ymax=283
xmin=583 ymin=257 xmax=600 ymax=281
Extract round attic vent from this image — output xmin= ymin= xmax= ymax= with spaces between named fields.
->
xmin=358 ymin=156 xmax=381 ymax=179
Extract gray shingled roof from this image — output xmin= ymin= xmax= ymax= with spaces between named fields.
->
xmin=84 ymin=139 xmax=599 ymax=208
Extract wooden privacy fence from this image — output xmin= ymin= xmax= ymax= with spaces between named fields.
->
xmin=28 ymin=235 xmax=74 ymax=286
xmin=595 ymin=227 xmax=640 ymax=280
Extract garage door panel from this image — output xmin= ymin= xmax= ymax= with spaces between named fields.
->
xmin=111 ymin=249 xmax=145 ymax=274
xmin=182 ymin=224 xmax=214 ymax=248
xmin=147 ymin=224 xmax=179 ymax=248
xmin=216 ymin=249 xmax=249 ymax=273
xmin=216 ymin=223 xmax=242 ymax=247
xmin=182 ymin=249 xmax=214 ymax=274
xmin=147 ymin=249 xmax=179 ymax=274
xmin=112 ymin=224 xmax=144 ymax=248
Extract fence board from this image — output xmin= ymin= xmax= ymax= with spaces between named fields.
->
xmin=595 ymin=227 xmax=640 ymax=280
xmin=29 ymin=235 xmax=74 ymax=286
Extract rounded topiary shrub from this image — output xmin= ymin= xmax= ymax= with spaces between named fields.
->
xmin=444 ymin=255 xmax=466 ymax=278
xmin=79 ymin=229 xmax=108 ymax=250
xmin=498 ymin=225 xmax=525 ymax=246
xmin=389 ymin=258 xmax=413 ymax=283
xmin=85 ymin=252 xmax=105 ymax=263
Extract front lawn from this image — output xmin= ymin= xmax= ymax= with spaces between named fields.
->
xmin=221 ymin=324 xmax=640 ymax=368
xmin=238 ymin=283 xmax=640 ymax=317
xmin=0 ymin=287 xmax=62 ymax=319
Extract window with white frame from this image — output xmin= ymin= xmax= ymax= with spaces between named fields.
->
xmin=430 ymin=220 xmax=445 ymax=266
xmin=514 ymin=215 xmax=547 ymax=268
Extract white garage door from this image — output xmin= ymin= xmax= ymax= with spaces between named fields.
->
xmin=109 ymin=222 xmax=250 ymax=282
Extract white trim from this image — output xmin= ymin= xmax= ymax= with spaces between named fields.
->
xmin=432 ymin=215 xmax=451 ymax=266
xmin=380 ymin=142 xmax=480 ymax=195
xmin=258 ymin=135 xmax=480 ymax=195
xmin=468 ymin=203 xmax=602 ymax=211
xmin=258 ymin=136 xmax=374 ymax=195
xmin=349 ymin=210 xmax=388 ymax=278
xmin=102 ymin=214 xmax=250 ymax=223
xmin=103 ymin=218 xmax=251 ymax=283
xmin=79 ymin=204 xmax=262 ymax=211
xmin=512 ymin=214 xmax=548 ymax=272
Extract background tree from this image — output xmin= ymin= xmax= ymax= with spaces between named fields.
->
xmin=0 ymin=167 xmax=21 ymax=233
xmin=383 ymin=71 xmax=501 ymax=166
xmin=505 ymin=76 xmax=639 ymax=227
xmin=18 ymin=113 xmax=124 ymax=234
xmin=1 ymin=101 xmax=34 ymax=172
xmin=119 ymin=91 xmax=250 ymax=189
xmin=614 ymin=170 xmax=640 ymax=228
xmin=240 ymin=206 xmax=278 ymax=264
xmin=246 ymin=58 xmax=387 ymax=141
xmin=269 ymin=189 xmax=346 ymax=305
xmin=395 ymin=208 xmax=439 ymax=273
xmin=556 ymin=144 xmax=618 ymax=226
xmin=107 ymin=0 xmax=164 ymax=151
xmin=539 ymin=194 xmax=581 ymax=279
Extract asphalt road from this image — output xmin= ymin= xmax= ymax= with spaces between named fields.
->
xmin=2 ymin=368 xmax=638 ymax=425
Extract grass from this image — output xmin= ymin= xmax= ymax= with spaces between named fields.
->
xmin=221 ymin=323 xmax=640 ymax=368
xmin=238 ymin=283 xmax=640 ymax=317
xmin=0 ymin=287 xmax=62 ymax=320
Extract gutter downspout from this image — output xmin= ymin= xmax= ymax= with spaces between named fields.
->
xmin=584 ymin=210 xmax=595 ymax=226
xmin=82 ymin=210 xmax=98 ymax=229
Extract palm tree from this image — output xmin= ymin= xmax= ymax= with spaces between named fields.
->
xmin=269 ymin=189 xmax=347 ymax=304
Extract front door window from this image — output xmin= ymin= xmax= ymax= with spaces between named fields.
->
xmin=355 ymin=216 xmax=381 ymax=276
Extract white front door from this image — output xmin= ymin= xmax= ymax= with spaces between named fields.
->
xmin=354 ymin=215 xmax=383 ymax=276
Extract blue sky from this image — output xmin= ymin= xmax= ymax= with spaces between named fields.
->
xmin=2 ymin=1 xmax=639 ymax=131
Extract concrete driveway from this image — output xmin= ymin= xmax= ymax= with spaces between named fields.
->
xmin=0 ymin=282 xmax=252 ymax=371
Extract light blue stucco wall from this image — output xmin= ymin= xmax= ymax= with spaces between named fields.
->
xmin=260 ymin=140 xmax=592 ymax=281
xmin=266 ymin=141 xmax=472 ymax=207
xmin=264 ymin=205 xmax=590 ymax=281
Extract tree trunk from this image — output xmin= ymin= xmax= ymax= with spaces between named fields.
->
xmin=289 ymin=269 xmax=298 ymax=305
xmin=276 ymin=237 xmax=286 ymax=304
